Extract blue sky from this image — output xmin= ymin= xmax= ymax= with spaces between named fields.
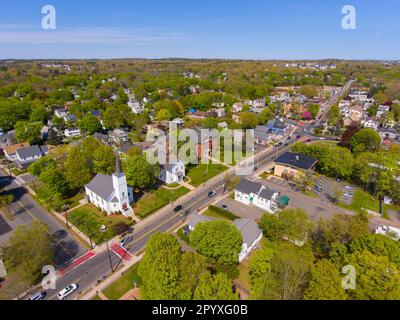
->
xmin=0 ymin=0 xmax=399 ymax=59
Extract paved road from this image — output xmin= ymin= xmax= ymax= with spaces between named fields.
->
xmin=0 ymin=170 xmax=87 ymax=269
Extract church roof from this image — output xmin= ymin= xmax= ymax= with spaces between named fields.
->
xmin=85 ymin=174 xmax=114 ymax=201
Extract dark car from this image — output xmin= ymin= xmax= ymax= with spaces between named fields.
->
xmin=119 ymin=236 xmax=133 ymax=247
xmin=208 ymin=190 xmax=216 ymax=198
xmin=221 ymin=204 xmax=228 ymax=210
xmin=296 ymin=135 xmax=301 ymax=139
xmin=173 ymin=205 xmax=183 ymax=213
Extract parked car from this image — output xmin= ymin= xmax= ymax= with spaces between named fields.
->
xmin=344 ymin=185 xmax=355 ymax=191
xmin=221 ymin=204 xmax=228 ymax=210
xmin=296 ymin=135 xmax=301 ymax=139
xmin=29 ymin=292 xmax=47 ymax=300
xmin=208 ymin=190 xmax=216 ymax=198
xmin=343 ymin=193 xmax=353 ymax=198
xmin=119 ymin=236 xmax=133 ymax=247
xmin=57 ymin=284 xmax=78 ymax=300
xmin=173 ymin=205 xmax=183 ymax=213
xmin=315 ymin=185 xmax=324 ymax=192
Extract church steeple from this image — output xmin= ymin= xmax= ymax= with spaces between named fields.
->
xmin=114 ymin=152 xmax=123 ymax=177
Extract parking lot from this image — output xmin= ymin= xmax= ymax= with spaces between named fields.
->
xmin=268 ymin=176 xmax=298 ymax=190
xmin=214 ymin=196 xmax=265 ymax=221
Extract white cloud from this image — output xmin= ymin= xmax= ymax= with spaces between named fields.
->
xmin=0 ymin=27 xmax=186 ymax=45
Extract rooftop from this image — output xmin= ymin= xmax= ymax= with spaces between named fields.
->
xmin=275 ymin=152 xmax=318 ymax=170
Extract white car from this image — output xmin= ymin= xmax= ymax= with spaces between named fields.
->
xmin=343 ymin=193 xmax=353 ymax=198
xmin=344 ymin=185 xmax=355 ymax=191
xmin=57 ymin=284 xmax=78 ymax=300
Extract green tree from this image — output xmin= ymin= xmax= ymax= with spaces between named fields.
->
xmin=178 ymin=252 xmax=208 ymax=300
xmin=138 ymin=232 xmax=181 ymax=300
xmin=349 ymin=234 xmax=400 ymax=269
xmin=92 ymin=145 xmax=116 ymax=174
xmin=259 ymin=209 xmax=313 ymax=244
xmin=239 ymin=112 xmax=258 ymax=129
xmin=312 ymin=213 xmax=369 ymax=257
xmin=14 ymin=121 xmax=42 ymax=144
xmin=261 ymin=242 xmax=314 ymax=300
xmin=349 ymin=128 xmax=381 ymax=154
xmin=303 ymin=259 xmax=347 ymax=300
xmin=326 ymin=104 xmax=341 ymax=126
xmin=63 ymin=147 xmax=92 ymax=190
xmin=39 ymin=165 xmax=70 ymax=196
xmin=300 ymin=85 xmax=318 ymax=98
xmin=124 ymin=155 xmax=157 ymax=189
xmin=78 ymin=113 xmax=101 ymax=135
xmin=2 ymin=221 xmax=53 ymax=284
xmin=308 ymin=104 xmax=320 ymax=119
xmin=190 ymin=220 xmax=242 ymax=266
xmin=345 ymin=250 xmax=400 ymax=300
xmin=193 ymin=272 xmax=237 ymax=300
xmin=258 ymin=108 xmax=274 ymax=124
xmin=155 ymin=109 xmax=172 ymax=121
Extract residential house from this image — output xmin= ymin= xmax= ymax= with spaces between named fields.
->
xmin=234 ymin=219 xmax=263 ymax=262
xmin=85 ymin=157 xmax=134 ymax=216
xmin=363 ymin=118 xmax=379 ymax=131
xmin=266 ymin=118 xmax=292 ymax=136
xmin=64 ymin=113 xmax=77 ymax=123
xmin=93 ymin=132 xmax=110 ymax=145
xmin=235 ymin=178 xmax=279 ymax=213
xmin=214 ymin=108 xmax=226 ymax=118
xmin=3 ymin=142 xmax=30 ymax=161
xmin=184 ymin=215 xmax=263 ymax=262
xmin=187 ymin=111 xmax=208 ymax=120
xmin=0 ymin=130 xmax=15 ymax=150
xmin=54 ymin=108 xmax=67 ymax=118
xmin=218 ymin=122 xmax=228 ymax=129
xmin=15 ymin=145 xmax=49 ymax=169
xmin=64 ymin=128 xmax=81 ymax=138
xmin=128 ymin=99 xmax=144 ymax=114
xmin=231 ymin=103 xmax=243 ymax=113
xmin=254 ymin=125 xmax=273 ymax=145
xmin=376 ymin=105 xmax=391 ymax=118
xmin=172 ymin=118 xmax=185 ymax=127
xmin=109 ymin=128 xmax=129 ymax=145
xmin=158 ymin=160 xmax=186 ymax=184
xmin=379 ymin=128 xmax=400 ymax=141
xmin=274 ymin=152 xmax=318 ymax=180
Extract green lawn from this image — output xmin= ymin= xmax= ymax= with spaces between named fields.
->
xmin=236 ymin=258 xmax=251 ymax=293
xmin=339 ymin=188 xmax=388 ymax=216
xmin=134 ymin=186 xmax=190 ymax=218
xmin=203 ymin=205 xmax=239 ymax=221
xmin=64 ymin=193 xmax=85 ymax=209
xmin=102 ymin=263 xmax=141 ymax=300
xmin=186 ymin=164 xmax=228 ymax=187
xmin=68 ymin=204 xmax=134 ymax=244
xmin=10 ymin=168 xmax=27 ymax=176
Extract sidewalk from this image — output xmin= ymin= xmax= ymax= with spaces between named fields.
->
xmin=78 ymin=253 xmax=144 ymax=300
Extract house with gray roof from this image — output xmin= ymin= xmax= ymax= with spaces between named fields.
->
xmin=85 ymin=157 xmax=134 ymax=216
xmin=234 ymin=219 xmax=263 ymax=262
xmin=15 ymin=145 xmax=48 ymax=169
xmin=235 ymin=178 xmax=279 ymax=213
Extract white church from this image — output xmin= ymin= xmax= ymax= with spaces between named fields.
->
xmin=85 ymin=157 xmax=134 ymax=216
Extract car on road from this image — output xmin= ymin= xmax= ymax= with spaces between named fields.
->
xmin=314 ymin=185 xmax=324 ymax=192
xmin=29 ymin=292 xmax=47 ymax=300
xmin=296 ymin=135 xmax=301 ymax=139
xmin=284 ymin=142 xmax=289 ymax=146
xmin=119 ymin=236 xmax=133 ymax=247
xmin=208 ymin=190 xmax=216 ymax=198
xmin=173 ymin=205 xmax=183 ymax=213
xmin=57 ymin=284 xmax=78 ymax=300
xmin=221 ymin=204 xmax=228 ymax=210
xmin=287 ymin=136 xmax=291 ymax=140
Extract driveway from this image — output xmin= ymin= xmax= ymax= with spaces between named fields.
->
xmin=214 ymin=196 xmax=265 ymax=221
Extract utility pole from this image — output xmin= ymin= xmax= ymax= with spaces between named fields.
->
xmin=106 ymin=241 xmax=114 ymax=273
